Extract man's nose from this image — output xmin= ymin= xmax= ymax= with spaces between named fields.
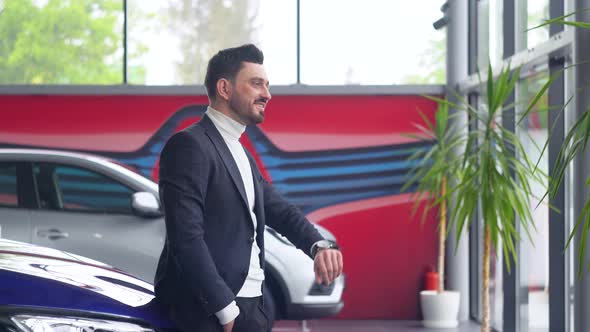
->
xmin=262 ymin=86 xmax=271 ymax=100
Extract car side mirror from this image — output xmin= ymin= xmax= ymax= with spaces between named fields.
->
xmin=131 ymin=192 xmax=162 ymax=218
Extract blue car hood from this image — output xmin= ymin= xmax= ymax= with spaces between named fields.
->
xmin=0 ymin=239 xmax=174 ymax=329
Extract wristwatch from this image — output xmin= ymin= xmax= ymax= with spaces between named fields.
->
xmin=311 ymin=240 xmax=339 ymax=259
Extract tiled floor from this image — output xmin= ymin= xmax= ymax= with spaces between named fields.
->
xmin=273 ymin=320 xmax=481 ymax=332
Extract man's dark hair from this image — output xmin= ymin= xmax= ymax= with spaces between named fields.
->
xmin=204 ymin=44 xmax=264 ymax=99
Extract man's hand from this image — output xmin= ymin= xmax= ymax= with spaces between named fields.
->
xmin=314 ymin=249 xmax=343 ymax=285
xmin=223 ymin=319 xmax=235 ymax=332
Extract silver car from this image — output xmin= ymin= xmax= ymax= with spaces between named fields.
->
xmin=0 ymin=148 xmax=344 ymax=322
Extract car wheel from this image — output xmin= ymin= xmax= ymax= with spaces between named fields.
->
xmin=263 ymin=283 xmax=276 ymax=331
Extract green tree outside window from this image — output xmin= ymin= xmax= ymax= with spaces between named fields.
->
xmin=0 ymin=0 xmax=125 ymax=84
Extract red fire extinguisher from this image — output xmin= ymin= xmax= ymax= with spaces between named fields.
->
xmin=424 ymin=268 xmax=438 ymax=291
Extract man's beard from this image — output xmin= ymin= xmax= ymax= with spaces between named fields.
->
xmin=229 ymin=96 xmax=264 ymax=125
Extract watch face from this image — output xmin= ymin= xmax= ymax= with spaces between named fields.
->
xmin=312 ymin=240 xmax=338 ymax=258
xmin=318 ymin=240 xmax=332 ymax=249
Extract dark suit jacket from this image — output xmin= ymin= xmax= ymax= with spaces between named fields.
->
xmin=154 ymin=115 xmax=323 ymax=329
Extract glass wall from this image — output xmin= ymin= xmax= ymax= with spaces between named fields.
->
xmin=127 ymin=0 xmax=297 ymax=85
xmin=475 ymin=0 xmax=549 ymax=69
xmin=0 ymin=0 xmax=124 ymax=84
xmin=518 ymin=71 xmax=550 ymax=331
xmin=513 ymin=0 xmax=551 ymax=52
xmin=300 ymin=0 xmax=445 ymax=85
xmin=491 ymin=238 xmax=504 ymax=331
xmin=0 ymin=0 xmax=446 ymax=85
xmin=469 ymin=0 xmax=572 ymax=330
xmin=476 ymin=0 xmax=503 ymax=70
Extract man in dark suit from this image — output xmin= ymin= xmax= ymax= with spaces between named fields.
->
xmin=154 ymin=44 xmax=344 ymax=332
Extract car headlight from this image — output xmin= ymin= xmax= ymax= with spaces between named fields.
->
xmin=11 ymin=315 xmax=154 ymax=332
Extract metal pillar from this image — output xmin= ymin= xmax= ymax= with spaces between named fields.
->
xmin=446 ymin=0 xmax=470 ymax=321
xmin=574 ymin=0 xmax=590 ymax=330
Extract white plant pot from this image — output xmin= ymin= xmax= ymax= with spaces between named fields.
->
xmin=420 ymin=290 xmax=460 ymax=328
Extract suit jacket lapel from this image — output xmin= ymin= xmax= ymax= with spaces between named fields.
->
xmin=201 ymin=115 xmax=249 ymax=209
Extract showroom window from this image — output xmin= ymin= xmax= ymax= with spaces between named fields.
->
xmin=517 ymin=0 xmax=550 ymax=51
xmin=0 ymin=0 xmax=446 ymax=86
xmin=34 ymin=163 xmax=133 ymax=214
xmin=0 ymin=164 xmax=18 ymax=207
xmin=127 ymin=0 xmax=297 ymax=85
xmin=0 ymin=0 xmax=124 ymax=84
xmin=468 ymin=0 xmax=569 ymax=329
xmin=300 ymin=0 xmax=446 ymax=85
xmin=476 ymin=0 xmax=504 ymax=70
xmin=517 ymin=70 xmax=551 ymax=331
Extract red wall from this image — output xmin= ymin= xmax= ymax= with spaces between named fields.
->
xmin=0 ymin=94 xmax=439 ymax=319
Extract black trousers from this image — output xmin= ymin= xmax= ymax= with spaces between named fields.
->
xmin=198 ymin=296 xmax=269 ymax=332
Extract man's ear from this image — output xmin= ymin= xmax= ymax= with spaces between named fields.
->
xmin=216 ymin=79 xmax=232 ymax=101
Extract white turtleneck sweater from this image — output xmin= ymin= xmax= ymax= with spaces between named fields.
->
xmin=206 ymin=106 xmax=265 ymax=325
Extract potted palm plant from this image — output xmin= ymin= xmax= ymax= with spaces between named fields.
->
xmin=449 ymin=64 xmax=549 ymax=332
xmin=403 ymin=102 xmax=463 ymax=328
xmin=408 ymin=63 xmax=548 ymax=332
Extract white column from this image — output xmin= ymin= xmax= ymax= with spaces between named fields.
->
xmin=445 ymin=0 xmax=470 ymax=322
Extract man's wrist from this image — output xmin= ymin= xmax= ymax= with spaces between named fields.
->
xmin=310 ymin=239 xmax=339 ymax=259
xmin=215 ymin=300 xmax=240 ymax=325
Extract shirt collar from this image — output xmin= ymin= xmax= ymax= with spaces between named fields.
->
xmin=205 ymin=106 xmax=246 ymax=141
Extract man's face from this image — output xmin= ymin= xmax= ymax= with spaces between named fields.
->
xmin=227 ymin=62 xmax=271 ymax=125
